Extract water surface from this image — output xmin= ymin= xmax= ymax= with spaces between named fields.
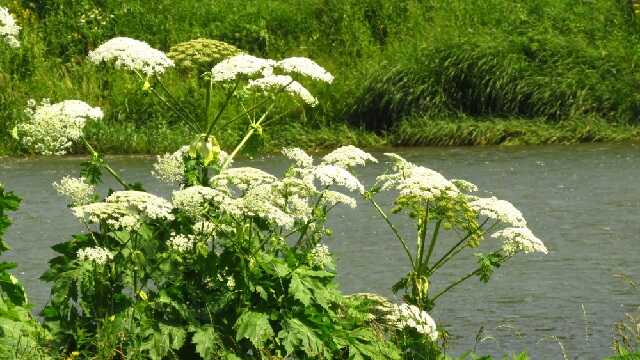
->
xmin=1 ymin=144 xmax=639 ymax=358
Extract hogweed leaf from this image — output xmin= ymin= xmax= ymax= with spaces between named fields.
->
xmin=234 ymin=310 xmax=274 ymax=349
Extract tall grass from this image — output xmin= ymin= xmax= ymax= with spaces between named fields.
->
xmin=347 ymin=0 xmax=640 ymax=130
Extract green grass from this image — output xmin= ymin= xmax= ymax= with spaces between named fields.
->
xmin=2 ymin=0 xmax=640 ymax=156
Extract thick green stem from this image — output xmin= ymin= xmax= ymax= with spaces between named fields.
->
xmin=416 ymin=206 xmax=429 ymax=270
xmin=204 ymin=77 xmax=213 ymax=123
xmin=205 ymin=80 xmax=239 ymax=138
xmin=424 ymin=219 xmax=441 ymax=269
xmin=82 ymin=138 xmax=130 ymax=189
xmin=221 ymin=104 xmax=274 ymax=169
xmin=429 ymin=218 xmax=491 ymax=274
xmin=368 ymin=197 xmax=415 ymax=268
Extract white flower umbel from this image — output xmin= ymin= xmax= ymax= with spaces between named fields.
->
xmin=17 ymin=99 xmax=103 ymax=155
xmin=172 ymin=186 xmax=228 ymax=217
xmin=282 ymin=147 xmax=313 ymax=168
xmin=168 ymin=232 xmax=196 ymax=252
xmin=53 ymin=176 xmax=95 ymax=206
xmin=211 ymin=54 xmax=275 ymax=82
xmin=378 ymin=153 xmax=458 ymax=201
xmin=0 ymin=7 xmax=20 ymax=47
xmin=321 ymin=145 xmax=377 ymax=169
xmin=285 ymin=194 xmax=313 ymax=222
xmin=451 ymin=179 xmax=478 ymax=193
xmin=106 ymin=191 xmax=174 ymax=221
xmin=313 ymin=165 xmax=364 ymax=193
xmin=470 ymin=196 xmax=527 ymax=227
xmin=152 ymin=146 xmax=229 ymax=184
xmin=247 ymin=74 xmax=318 ymax=106
xmin=239 ymin=184 xmax=295 ymax=229
xmin=193 ymin=219 xmax=216 ymax=237
xmin=212 ymin=167 xmax=277 ymax=192
xmin=308 ymin=244 xmax=331 ymax=267
xmin=321 ymin=190 xmax=357 ymax=208
xmin=152 ymin=145 xmax=188 ymax=184
xmin=391 ymin=303 xmax=439 ymax=341
xmin=77 ymin=246 xmax=113 ymax=265
xmin=88 ymin=37 xmax=174 ymax=76
xmin=491 ymin=227 xmax=548 ymax=255
xmin=72 ymin=202 xmax=140 ymax=231
xmin=276 ymin=57 xmax=334 ymax=83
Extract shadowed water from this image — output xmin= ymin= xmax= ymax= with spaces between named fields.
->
xmin=1 ymin=143 xmax=639 ymax=358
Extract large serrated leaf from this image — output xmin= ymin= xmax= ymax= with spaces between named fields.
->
xmin=279 ymin=318 xmax=327 ymax=358
xmin=191 ymin=325 xmax=223 ymax=359
xmin=289 ymin=271 xmax=313 ymax=306
xmin=234 ymin=310 xmax=274 ymax=349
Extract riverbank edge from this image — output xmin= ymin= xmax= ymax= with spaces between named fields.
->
xmin=1 ymin=117 xmax=638 ymax=157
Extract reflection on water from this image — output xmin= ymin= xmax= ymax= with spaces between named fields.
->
xmin=1 ymin=143 xmax=639 ymax=358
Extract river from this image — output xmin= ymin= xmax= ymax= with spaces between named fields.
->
xmin=1 ymin=143 xmax=639 ymax=359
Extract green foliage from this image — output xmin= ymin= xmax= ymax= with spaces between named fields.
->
xmin=348 ymin=0 xmax=640 ymax=131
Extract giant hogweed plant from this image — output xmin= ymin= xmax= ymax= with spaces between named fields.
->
xmin=13 ymin=37 xmax=408 ymax=359
xmin=365 ymin=158 xmax=548 ymax=312
xmin=5 ymin=34 xmax=548 ymax=359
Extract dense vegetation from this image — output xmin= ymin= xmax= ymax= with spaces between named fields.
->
xmin=1 ymin=0 xmax=640 ymax=154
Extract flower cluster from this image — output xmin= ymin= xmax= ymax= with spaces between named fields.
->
xmin=0 ymin=7 xmax=19 ymax=48
xmin=77 ymin=246 xmax=113 ymax=265
xmin=469 ymin=196 xmax=527 ymax=227
xmin=313 ymin=165 xmax=364 ymax=193
xmin=168 ymin=232 xmax=196 ymax=252
xmin=172 ymin=186 xmax=227 ymax=217
xmin=105 ymin=191 xmax=174 ymax=221
xmin=492 ymin=227 xmax=548 ymax=255
xmin=72 ymin=191 xmax=173 ymax=231
xmin=168 ymin=38 xmax=242 ymax=73
xmin=152 ymin=146 xmax=188 ymax=184
xmin=321 ymin=190 xmax=357 ymax=208
xmin=53 ymin=176 xmax=96 ymax=206
xmin=282 ymin=147 xmax=313 ymax=168
xmin=211 ymin=54 xmax=333 ymax=106
xmin=89 ymin=37 xmax=174 ymax=76
xmin=389 ymin=303 xmax=439 ymax=341
xmin=378 ymin=153 xmax=458 ymax=202
xmin=275 ymin=57 xmax=334 ymax=83
xmin=72 ymin=202 xmax=139 ymax=231
xmin=211 ymin=54 xmax=275 ymax=82
xmin=17 ymin=99 xmax=103 ymax=155
xmin=247 ymin=75 xmax=318 ymax=106
xmin=152 ymin=146 xmax=229 ymax=185
xmin=307 ymin=244 xmax=332 ymax=268
xmin=321 ymin=145 xmax=378 ymax=169
xmin=212 ymin=167 xmax=277 ymax=192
